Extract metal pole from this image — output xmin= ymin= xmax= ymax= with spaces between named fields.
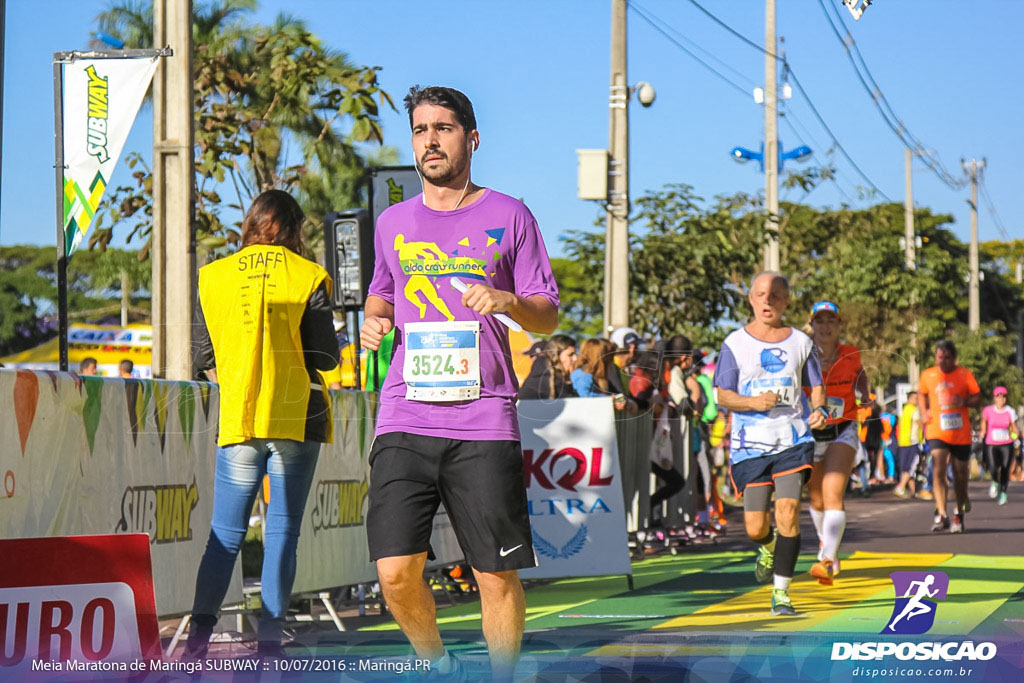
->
xmin=904 ymin=148 xmax=919 ymax=385
xmin=605 ymin=0 xmax=630 ymax=334
xmin=763 ymin=0 xmax=779 ymax=272
xmin=1017 ymin=261 xmax=1023 ymax=374
xmin=964 ymin=158 xmax=983 ymax=331
xmin=0 ymin=0 xmax=6 ymax=236
xmin=53 ymin=57 xmax=69 ymax=372
xmin=152 ymin=0 xmax=194 ymax=379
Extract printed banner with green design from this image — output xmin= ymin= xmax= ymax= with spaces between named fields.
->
xmin=61 ymin=57 xmax=158 ymax=258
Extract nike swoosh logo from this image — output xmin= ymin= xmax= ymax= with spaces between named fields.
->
xmin=499 ymin=544 xmax=522 ymax=557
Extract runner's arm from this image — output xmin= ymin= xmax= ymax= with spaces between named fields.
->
xmin=461 ymin=285 xmax=558 ymax=334
xmin=917 ymin=390 xmax=930 ymax=426
xmin=807 ymin=384 xmax=828 ymax=429
xmin=716 ymin=388 xmax=778 ymax=413
xmin=360 ymin=295 xmax=395 ymax=351
xmin=966 ymin=391 xmax=983 ymax=408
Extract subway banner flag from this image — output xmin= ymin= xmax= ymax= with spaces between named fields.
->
xmin=61 ymin=57 xmax=158 ymax=258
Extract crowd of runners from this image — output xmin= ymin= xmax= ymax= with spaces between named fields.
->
xmin=522 ymin=271 xmax=1022 ymax=618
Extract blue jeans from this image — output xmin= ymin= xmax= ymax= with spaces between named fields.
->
xmin=191 ymin=439 xmax=320 ymax=643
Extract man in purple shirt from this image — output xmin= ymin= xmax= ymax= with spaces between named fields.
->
xmin=360 ymin=85 xmax=559 ymax=681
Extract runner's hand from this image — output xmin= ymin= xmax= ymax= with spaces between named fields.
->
xmin=361 ymin=316 xmax=393 ymax=351
xmin=948 ymin=394 xmax=964 ymax=408
xmin=807 ymin=409 xmax=828 ymax=430
xmin=461 ymin=283 xmax=516 ymax=316
xmin=750 ymin=392 xmax=780 ymax=411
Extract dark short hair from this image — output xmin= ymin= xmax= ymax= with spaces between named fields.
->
xmin=404 ymin=85 xmax=477 ymax=133
xmin=80 ymin=357 xmax=98 ymax=370
xmin=935 ymin=339 xmax=958 ymax=358
xmin=119 ymin=359 xmax=134 ymax=373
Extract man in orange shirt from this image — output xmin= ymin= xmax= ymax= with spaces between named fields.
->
xmin=917 ymin=340 xmax=982 ymax=533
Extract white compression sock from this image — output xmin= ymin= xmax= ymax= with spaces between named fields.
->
xmin=773 ymin=575 xmax=792 ymax=590
xmin=821 ymin=509 xmax=847 ymax=562
xmin=809 ymin=507 xmax=824 ymax=541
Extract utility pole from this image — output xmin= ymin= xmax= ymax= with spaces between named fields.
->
xmin=763 ymin=0 xmax=779 ymax=272
xmin=963 ymin=158 xmax=984 ymax=331
xmin=604 ymin=0 xmax=630 ymax=334
xmin=152 ymin=0 xmax=194 ymax=379
xmin=904 ymin=148 xmax=919 ymax=385
xmin=1017 ymin=260 xmax=1023 ymax=374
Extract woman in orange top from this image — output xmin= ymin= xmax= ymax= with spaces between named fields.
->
xmin=917 ymin=339 xmax=982 ymax=533
xmin=804 ymin=302 xmax=869 ymax=586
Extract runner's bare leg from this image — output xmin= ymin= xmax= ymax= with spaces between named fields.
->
xmin=376 ymin=553 xmax=444 ymax=661
xmin=473 ymin=568 xmax=525 ymax=682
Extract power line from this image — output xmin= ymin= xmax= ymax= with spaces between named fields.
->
xmin=785 ymin=70 xmax=891 ymax=201
xmin=681 ymin=0 xmax=891 ymax=201
xmin=631 ymin=2 xmax=759 ymax=91
xmin=979 ymin=180 xmax=1011 ymax=241
xmin=626 ymin=2 xmax=751 ymax=99
xmin=779 ymin=110 xmax=856 ymax=203
xmin=816 ymin=0 xmax=967 ymax=191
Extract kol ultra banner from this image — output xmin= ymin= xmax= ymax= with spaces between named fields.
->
xmin=518 ymin=397 xmax=632 ymax=579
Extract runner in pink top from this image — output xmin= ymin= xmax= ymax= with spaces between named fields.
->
xmin=980 ymin=387 xmax=1018 ymax=505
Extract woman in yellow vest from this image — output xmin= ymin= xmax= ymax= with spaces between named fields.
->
xmin=186 ymin=190 xmax=339 ymax=658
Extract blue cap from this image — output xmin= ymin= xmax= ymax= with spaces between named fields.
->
xmin=811 ymin=301 xmax=839 ymax=317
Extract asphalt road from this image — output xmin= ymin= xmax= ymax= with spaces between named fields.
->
xmin=713 ymin=479 xmax=1024 ymax=557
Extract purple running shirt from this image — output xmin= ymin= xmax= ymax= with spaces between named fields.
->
xmin=368 ymin=189 xmax=559 ymax=441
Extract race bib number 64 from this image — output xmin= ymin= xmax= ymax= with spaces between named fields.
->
xmin=403 ymin=321 xmax=481 ymax=402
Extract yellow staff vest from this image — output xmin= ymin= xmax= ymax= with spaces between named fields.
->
xmin=897 ymin=403 xmax=920 ymax=447
xmin=199 ymin=245 xmax=332 ymax=446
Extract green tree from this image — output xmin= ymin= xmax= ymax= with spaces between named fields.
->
xmin=0 ymin=246 xmax=150 ymax=355
xmin=92 ymin=1 xmax=395 ymax=258
xmin=560 ymin=185 xmax=767 ymax=346
xmin=549 ymin=256 xmax=603 ymax=339
xmin=948 ymin=322 xmax=1023 ymax=412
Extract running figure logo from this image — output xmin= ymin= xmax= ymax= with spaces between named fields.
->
xmin=394 ymin=234 xmax=455 ymax=321
xmin=883 ymin=571 xmax=949 ymax=635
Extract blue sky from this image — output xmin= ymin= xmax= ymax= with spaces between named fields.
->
xmin=2 ymin=0 xmax=1020 ymax=259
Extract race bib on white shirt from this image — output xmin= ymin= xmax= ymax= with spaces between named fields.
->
xmin=750 ymin=376 xmax=799 ymax=408
xmin=403 ymin=321 xmax=480 ymax=402
xmin=940 ymin=412 xmax=963 ymax=432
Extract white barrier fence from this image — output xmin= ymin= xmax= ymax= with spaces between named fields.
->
xmin=0 ymin=369 xmax=235 ymax=617
xmin=1 ymin=370 xmax=653 ymax=617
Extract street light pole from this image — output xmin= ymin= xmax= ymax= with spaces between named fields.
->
xmin=904 ymin=147 xmax=919 ymax=386
xmin=963 ymin=158 xmax=984 ymax=331
xmin=763 ymin=0 xmax=779 ymax=272
xmin=605 ymin=0 xmax=630 ymax=334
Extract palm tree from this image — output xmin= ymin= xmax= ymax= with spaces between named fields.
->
xmin=92 ymin=0 xmax=394 ymax=257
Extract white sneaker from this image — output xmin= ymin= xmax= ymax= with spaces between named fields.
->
xmin=989 ymin=482 xmax=999 ymax=499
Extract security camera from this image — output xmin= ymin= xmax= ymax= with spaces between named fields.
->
xmin=634 ymin=82 xmax=656 ymax=107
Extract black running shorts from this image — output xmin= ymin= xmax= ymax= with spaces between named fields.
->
xmin=927 ymin=439 xmax=971 ymax=461
xmin=729 ymin=441 xmax=814 ymax=497
xmin=366 ymin=431 xmax=537 ymax=573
